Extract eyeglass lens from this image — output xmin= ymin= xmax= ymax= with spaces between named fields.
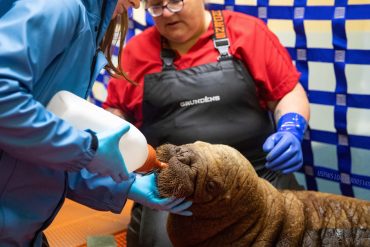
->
xmin=148 ymin=0 xmax=184 ymax=17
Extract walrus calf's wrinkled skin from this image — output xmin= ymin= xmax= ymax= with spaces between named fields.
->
xmin=156 ymin=141 xmax=370 ymax=247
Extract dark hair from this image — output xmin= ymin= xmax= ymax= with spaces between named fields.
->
xmin=100 ymin=12 xmax=136 ymax=83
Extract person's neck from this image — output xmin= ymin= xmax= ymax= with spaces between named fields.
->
xmin=169 ymin=11 xmax=211 ymax=55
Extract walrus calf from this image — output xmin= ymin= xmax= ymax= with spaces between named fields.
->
xmin=156 ymin=141 xmax=370 ymax=247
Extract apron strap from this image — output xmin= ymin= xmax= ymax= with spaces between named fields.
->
xmin=160 ymin=48 xmax=176 ymax=71
xmin=210 ymin=10 xmax=232 ymax=61
xmin=160 ymin=38 xmax=177 ymax=71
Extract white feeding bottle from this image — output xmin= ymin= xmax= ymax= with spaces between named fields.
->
xmin=46 ymin=90 xmax=165 ymax=173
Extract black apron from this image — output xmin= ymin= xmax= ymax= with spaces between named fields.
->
xmin=141 ymin=30 xmax=280 ymax=182
xmin=127 ymin=11 xmax=303 ymax=247
xmin=141 ymin=54 xmax=277 ymax=179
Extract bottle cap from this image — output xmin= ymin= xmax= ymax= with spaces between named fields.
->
xmin=135 ymin=145 xmax=168 ymax=173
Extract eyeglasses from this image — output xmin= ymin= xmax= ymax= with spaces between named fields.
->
xmin=146 ymin=0 xmax=184 ymax=17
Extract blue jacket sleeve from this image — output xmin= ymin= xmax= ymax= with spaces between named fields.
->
xmin=67 ymin=170 xmax=136 ymax=213
xmin=0 ymin=1 xmax=95 ymax=170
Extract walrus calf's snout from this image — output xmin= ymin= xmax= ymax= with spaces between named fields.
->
xmin=156 ymin=144 xmax=197 ymax=199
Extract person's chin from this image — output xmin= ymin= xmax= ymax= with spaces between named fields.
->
xmin=163 ymin=30 xmax=187 ymax=40
xmin=168 ymin=35 xmax=189 ymax=44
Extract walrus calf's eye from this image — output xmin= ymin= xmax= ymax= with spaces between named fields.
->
xmin=206 ymin=181 xmax=216 ymax=193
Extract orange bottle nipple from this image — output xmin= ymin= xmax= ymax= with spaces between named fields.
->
xmin=135 ymin=145 xmax=168 ymax=173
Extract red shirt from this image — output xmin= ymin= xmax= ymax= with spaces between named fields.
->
xmin=104 ymin=10 xmax=300 ymax=128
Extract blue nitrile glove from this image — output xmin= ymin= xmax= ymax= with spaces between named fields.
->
xmin=86 ymin=124 xmax=130 ymax=183
xmin=263 ymin=113 xmax=307 ymax=174
xmin=128 ymin=173 xmax=193 ymax=216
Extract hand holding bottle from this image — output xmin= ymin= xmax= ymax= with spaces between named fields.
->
xmin=47 ymin=91 xmax=158 ymax=176
xmin=86 ymin=124 xmax=130 ymax=183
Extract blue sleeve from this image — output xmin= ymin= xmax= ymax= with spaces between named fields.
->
xmin=67 ymin=170 xmax=136 ymax=213
xmin=0 ymin=1 xmax=95 ymax=170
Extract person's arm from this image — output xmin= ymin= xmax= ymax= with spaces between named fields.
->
xmin=68 ymin=171 xmax=192 ymax=216
xmin=235 ymin=16 xmax=309 ymax=174
xmin=67 ymin=170 xmax=136 ymax=213
xmin=263 ymin=83 xmax=310 ymax=174
xmin=267 ymin=83 xmax=310 ymax=122
xmin=0 ymin=1 xmax=94 ymax=170
xmin=0 ymin=2 xmax=131 ymax=183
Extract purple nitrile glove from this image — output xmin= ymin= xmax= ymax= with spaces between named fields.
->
xmin=263 ymin=113 xmax=307 ymax=174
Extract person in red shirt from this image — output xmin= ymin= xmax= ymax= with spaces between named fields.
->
xmin=104 ymin=0 xmax=310 ymax=246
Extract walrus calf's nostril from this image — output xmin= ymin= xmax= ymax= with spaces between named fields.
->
xmin=177 ymin=155 xmax=191 ymax=166
xmin=174 ymin=146 xmax=192 ymax=165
